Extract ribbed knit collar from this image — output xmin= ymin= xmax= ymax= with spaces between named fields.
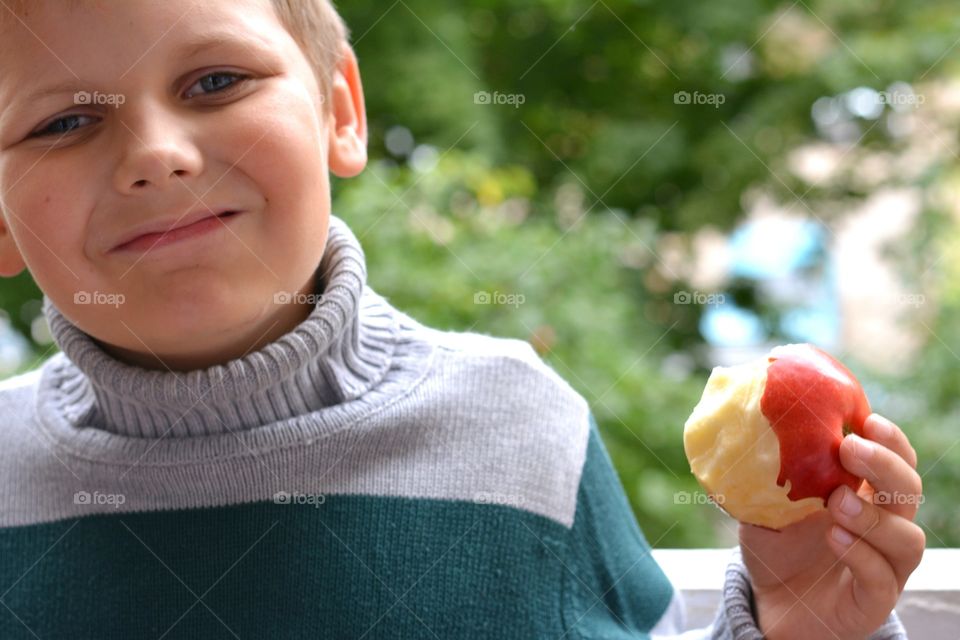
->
xmin=40 ymin=215 xmax=399 ymax=439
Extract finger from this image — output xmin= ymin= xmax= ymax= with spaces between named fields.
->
xmin=864 ymin=414 xmax=917 ymax=469
xmin=826 ymin=524 xmax=901 ymax=631
xmin=839 ymin=433 xmax=923 ymax=520
xmin=828 ymin=485 xmax=926 ymax=591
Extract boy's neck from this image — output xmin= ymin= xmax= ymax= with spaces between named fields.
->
xmin=94 ymin=272 xmax=320 ymax=372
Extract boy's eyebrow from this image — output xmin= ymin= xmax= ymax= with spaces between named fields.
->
xmin=176 ymin=32 xmax=269 ymax=61
xmin=18 ymin=79 xmax=86 ymax=103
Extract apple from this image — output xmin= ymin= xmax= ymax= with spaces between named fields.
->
xmin=683 ymin=343 xmax=870 ymax=530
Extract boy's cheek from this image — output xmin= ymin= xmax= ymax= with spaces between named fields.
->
xmin=240 ymin=81 xmax=328 ymax=159
xmin=3 ymin=192 xmax=101 ymax=303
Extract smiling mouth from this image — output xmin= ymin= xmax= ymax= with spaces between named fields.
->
xmin=111 ymin=210 xmax=243 ymax=254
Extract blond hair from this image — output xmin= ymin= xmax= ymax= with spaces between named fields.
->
xmin=269 ymin=0 xmax=351 ymax=108
xmin=1 ymin=0 xmax=351 ymax=108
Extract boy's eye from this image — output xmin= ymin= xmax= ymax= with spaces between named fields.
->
xmin=28 ymin=71 xmax=250 ymax=139
xmin=31 ymin=114 xmax=96 ymax=138
xmin=182 ymin=71 xmax=250 ymax=99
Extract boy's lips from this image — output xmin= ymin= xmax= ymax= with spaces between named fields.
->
xmin=109 ymin=208 xmax=242 ymax=253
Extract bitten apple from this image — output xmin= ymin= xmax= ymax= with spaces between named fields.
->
xmin=683 ymin=343 xmax=870 ymax=530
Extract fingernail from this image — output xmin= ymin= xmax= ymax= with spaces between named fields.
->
xmin=832 ymin=525 xmax=855 ymax=546
xmin=870 ymin=415 xmax=893 ymax=440
xmin=839 ymin=487 xmax=862 ymax=517
xmin=853 ymin=436 xmax=874 ymax=461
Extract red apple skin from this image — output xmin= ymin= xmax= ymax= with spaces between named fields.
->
xmin=759 ymin=344 xmax=871 ymax=505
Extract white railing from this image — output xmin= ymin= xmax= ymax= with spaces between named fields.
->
xmin=652 ymin=548 xmax=960 ymax=639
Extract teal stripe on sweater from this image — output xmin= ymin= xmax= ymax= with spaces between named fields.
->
xmin=562 ymin=413 xmax=676 ymax=637
xmin=0 ymin=415 xmax=675 ymax=639
xmin=1 ymin=497 xmax=569 ymax=639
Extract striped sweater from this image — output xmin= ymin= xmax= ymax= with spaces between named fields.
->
xmin=0 ymin=216 xmax=907 ymax=638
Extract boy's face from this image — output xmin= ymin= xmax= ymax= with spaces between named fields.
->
xmin=0 ymin=0 xmax=367 ymax=370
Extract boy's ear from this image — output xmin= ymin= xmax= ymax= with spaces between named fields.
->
xmin=326 ymin=42 xmax=368 ymax=179
xmin=0 ymin=211 xmax=26 ymax=277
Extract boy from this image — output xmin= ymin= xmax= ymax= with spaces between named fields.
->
xmin=0 ymin=0 xmax=921 ymax=637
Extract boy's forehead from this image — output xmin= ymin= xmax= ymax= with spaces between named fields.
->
xmin=0 ymin=0 xmax=282 ymax=119
xmin=1 ymin=0 xmax=277 ymax=65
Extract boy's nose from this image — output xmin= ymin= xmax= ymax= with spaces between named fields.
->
xmin=112 ymin=107 xmax=204 ymax=194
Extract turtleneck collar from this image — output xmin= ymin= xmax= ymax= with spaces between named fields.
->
xmin=40 ymin=215 xmax=400 ymax=439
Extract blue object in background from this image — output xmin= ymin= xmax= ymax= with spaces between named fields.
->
xmin=701 ymin=217 xmax=840 ymax=351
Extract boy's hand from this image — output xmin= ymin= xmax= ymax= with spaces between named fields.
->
xmin=738 ymin=413 xmax=925 ymax=640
